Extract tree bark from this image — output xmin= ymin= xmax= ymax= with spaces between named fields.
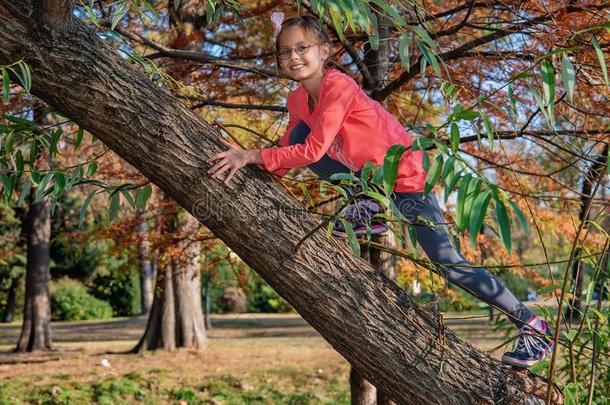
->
xmin=133 ymin=199 xmax=206 ymax=352
xmin=137 ymin=208 xmax=155 ymax=315
xmin=565 ymin=144 xmax=609 ymax=323
xmin=0 ymin=3 xmax=562 ymax=402
xmin=16 ymin=187 xmax=52 ymax=351
xmin=2 ymin=272 xmax=22 ymax=323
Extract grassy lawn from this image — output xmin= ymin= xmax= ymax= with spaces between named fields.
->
xmin=0 ymin=312 xmax=521 ymax=404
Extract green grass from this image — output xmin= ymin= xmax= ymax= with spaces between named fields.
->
xmin=0 ymin=366 xmax=350 ymax=405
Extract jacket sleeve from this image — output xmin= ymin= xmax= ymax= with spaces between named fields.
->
xmin=264 ymin=111 xmax=300 ymax=177
xmin=260 ymin=77 xmax=357 ymax=173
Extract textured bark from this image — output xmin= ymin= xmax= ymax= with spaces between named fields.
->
xmin=137 ymin=209 xmax=155 ymax=315
xmin=16 ymin=188 xmax=52 ymax=352
xmin=133 ymin=200 xmax=206 ymax=352
xmin=350 ymin=367 xmax=376 ymax=405
xmin=566 ymin=144 xmax=609 ymax=323
xmin=2 ymin=272 xmax=22 ymax=323
xmin=0 ymin=3 xmax=562 ymax=403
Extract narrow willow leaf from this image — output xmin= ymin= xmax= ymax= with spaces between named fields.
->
xmin=444 ymin=170 xmax=461 ymax=202
xmin=561 ymin=55 xmax=576 ymax=103
xmin=53 ymin=172 xmax=65 ymax=197
xmin=340 ymin=218 xmax=360 ymax=256
xmin=424 ymin=154 xmax=443 ymax=195
xmin=538 ymin=284 xmax=560 ymax=295
xmin=449 ymin=122 xmax=460 ymax=153
xmin=494 ymin=197 xmax=511 ymax=253
xmin=440 ymin=156 xmax=455 ymax=183
xmin=87 ymin=161 xmax=97 ymax=177
xmin=35 ymin=171 xmax=54 ymax=202
xmin=383 ymin=144 xmax=406 ymax=197
xmin=412 ymin=136 xmax=434 ymax=151
xmin=507 ymin=199 xmax=530 ymax=235
xmin=368 ymin=11 xmax=379 ymax=51
xmin=109 ymin=192 xmax=120 ymax=221
xmin=417 ymin=42 xmax=441 ymax=77
xmin=540 ymin=61 xmax=555 ymax=120
xmin=469 ymin=190 xmax=491 ymax=247
xmin=17 ymin=179 xmax=31 ymax=207
xmin=120 ymin=189 xmax=135 ymax=208
xmin=74 ymin=127 xmax=84 ymax=150
xmin=111 ymin=1 xmax=129 ymax=30
xmin=2 ymin=69 xmax=9 ymax=104
xmin=479 ymin=110 xmax=494 ymax=151
xmin=399 ymin=34 xmax=410 ymax=71
xmin=585 ymin=280 xmax=595 ymax=305
xmin=79 ymin=191 xmax=97 ymax=227
xmin=135 ymin=184 xmax=152 ymax=209
xmin=592 ymin=35 xmax=609 ymax=86
xmin=529 ymin=86 xmax=552 ymax=127
xmin=456 ymin=173 xmax=471 ymax=231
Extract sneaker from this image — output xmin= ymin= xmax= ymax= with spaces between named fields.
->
xmin=332 ymin=198 xmax=388 ymax=237
xmin=502 ymin=317 xmax=554 ymax=368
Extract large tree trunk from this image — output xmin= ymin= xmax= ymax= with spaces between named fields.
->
xmin=565 ymin=144 xmax=609 ymax=323
xmin=137 ymin=208 xmax=155 ymax=315
xmin=15 ymin=188 xmax=52 ymax=352
xmin=0 ymin=3 xmax=562 ymax=402
xmin=133 ymin=199 xmax=206 ymax=352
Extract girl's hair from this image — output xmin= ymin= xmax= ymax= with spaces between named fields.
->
xmin=274 ymin=15 xmax=346 ymax=74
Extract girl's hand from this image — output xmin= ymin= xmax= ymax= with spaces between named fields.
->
xmin=207 ymin=139 xmax=253 ymax=185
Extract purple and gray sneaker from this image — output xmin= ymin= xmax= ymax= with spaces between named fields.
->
xmin=502 ymin=317 xmax=554 ymax=368
xmin=332 ymin=198 xmax=388 ymax=237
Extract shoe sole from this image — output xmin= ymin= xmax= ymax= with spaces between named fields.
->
xmin=332 ymin=225 xmax=388 ymax=237
xmin=501 ymin=355 xmax=540 ymax=368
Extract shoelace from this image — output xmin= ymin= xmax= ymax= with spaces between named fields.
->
xmin=514 ymin=327 xmax=549 ymax=357
xmin=341 ymin=200 xmax=375 ymax=221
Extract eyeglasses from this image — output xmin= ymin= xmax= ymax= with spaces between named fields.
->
xmin=277 ymin=43 xmax=319 ymax=60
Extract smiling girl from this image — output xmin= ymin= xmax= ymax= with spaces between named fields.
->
xmin=207 ymin=14 xmax=553 ymax=368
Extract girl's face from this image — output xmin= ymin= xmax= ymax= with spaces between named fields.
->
xmin=278 ymin=26 xmax=330 ymax=82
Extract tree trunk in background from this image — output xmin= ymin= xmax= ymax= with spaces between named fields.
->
xmin=0 ymin=4 xmax=562 ymax=402
xmin=2 ymin=273 xmax=22 ymax=323
xmin=133 ymin=198 xmax=206 ymax=352
xmin=565 ymin=144 xmax=609 ymax=323
xmin=137 ymin=208 xmax=155 ymax=315
xmin=16 ymin=188 xmax=52 ymax=351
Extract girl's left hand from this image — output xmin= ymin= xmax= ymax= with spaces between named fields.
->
xmin=208 ymin=139 xmax=250 ymax=185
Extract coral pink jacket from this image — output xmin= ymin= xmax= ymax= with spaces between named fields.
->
xmin=260 ymin=68 xmax=426 ymax=192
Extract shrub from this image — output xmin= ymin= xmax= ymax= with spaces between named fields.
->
xmin=50 ymin=277 xmax=113 ymax=321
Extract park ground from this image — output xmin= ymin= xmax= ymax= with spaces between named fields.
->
xmin=0 ymin=311 xmax=514 ymax=404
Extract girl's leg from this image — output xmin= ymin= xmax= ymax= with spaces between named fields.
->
xmin=393 ymin=191 xmax=535 ymax=327
xmin=289 ymin=121 xmax=355 ymax=182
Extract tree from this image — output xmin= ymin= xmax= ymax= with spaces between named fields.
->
xmin=0 ymin=1 xmax=565 ymax=402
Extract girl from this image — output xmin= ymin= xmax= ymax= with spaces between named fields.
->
xmin=207 ymin=14 xmax=553 ymax=368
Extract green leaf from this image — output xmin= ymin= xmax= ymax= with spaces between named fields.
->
xmin=561 ymin=55 xmax=576 ymax=103
xmin=507 ymin=199 xmax=530 ymax=235
xmin=79 ymin=191 xmax=97 ymax=228
xmin=173 ymin=0 xmax=180 ymax=10
xmin=382 ymin=144 xmax=406 ymax=197
xmin=2 ymin=69 xmax=9 ymax=104
xmin=494 ymin=197 xmax=512 ymax=253
xmin=87 ymin=161 xmax=97 ymax=177
xmin=299 ymin=183 xmax=314 ymax=208
xmin=585 ymin=280 xmax=595 ymax=305
xmin=339 ymin=218 xmax=360 ymax=256
xmin=74 ymin=127 xmax=84 ymax=150
xmin=449 ymin=122 xmax=460 ymax=153
xmin=412 ymin=136 xmax=434 ymax=151
xmin=53 ymin=172 xmax=65 ymax=197
xmin=17 ymin=179 xmax=31 ymax=207
xmin=368 ymin=12 xmax=379 ymax=51
xmin=455 ymin=173 xmax=471 ymax=231
xmin=462 ymin=177 xmax=481 ymax=234
xmin=538 ymin=284 xmax=560 ymax=295
xmin=111 ymin=1 xmax=129 ymax=30
xmin=109 ymin=192 xmax=120 ymax=221
xmin=49 ymin=128 xmax=61 ymax=157
xmin=444 ymin=170 xmax=461 ymax=202
xmin=479 ymin=110 xmax=494 ymax=151
xmin=4 ymin=129 xmax=14 ymax=155
xmin=591 ymin=309 xmax=607 ymax=323
xmin=120 ymin=189 xmax=135 ymax=209
xmin=469 ymin=190 xmax=491 ymax=247
xmin=424 ymin=154 xmax=443 ymax=195
xmin=399 ymin=34 xmax=410 ymax=71
xmin=417 ymin=42 xmax=441 ymax=77
xmin=529 ymin=86 xmax=552 ymax=127
xmin=35 ymin=171 xmax=54 ymax=202
xmin=135 ymin=184 xmax=152 ymax=209
xmin=592 ymin=35 xmax=609 ymax=86
xmin=540 ymin=61 xmax=555 ymax=120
